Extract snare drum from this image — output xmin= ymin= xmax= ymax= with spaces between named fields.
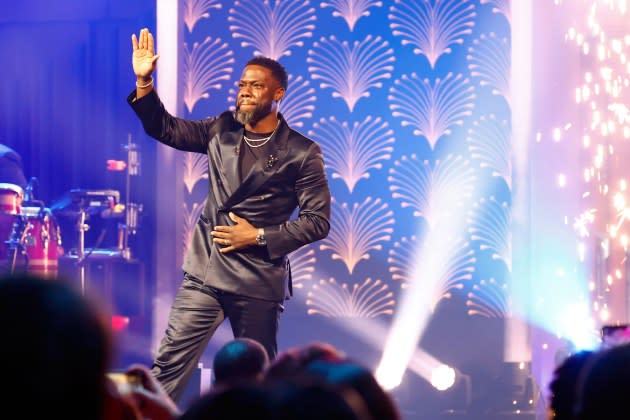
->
xmin=20 ymin=206 xmax=64 ymax=278
xmin=0 ymin=183 xmax=23 ymax=215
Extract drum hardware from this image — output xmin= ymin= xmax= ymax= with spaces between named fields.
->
xmin=46 ymin=135 xmax=144 ymax=291
xmin=116 ymin=135 xmax=143 ymax=260
xmin=1 ymin=180 xmax=63 ymax=279
xmin=23 ymin=177 xmax=37 ymax=203
xmin=51 ymin=188 xmax=121 ymax=218
xmin=77 ymin=206 xmax=89 ymax=294
xmin=5 ymin=205 xmax=62 ymax=278
xmin=0 ymin=183 xmax=23 ymax=215
xmin=0 ymin=182 xmax=24 ymax=272
xmin=51 ymin=188 xmax=120 ymax=294
xmin=6 ymin=213 xmax=28 ymax=275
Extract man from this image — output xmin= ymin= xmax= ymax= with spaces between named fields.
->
xmin=128 ymin=28 xmax=331 ymax=401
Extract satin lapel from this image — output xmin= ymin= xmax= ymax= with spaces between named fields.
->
xmin=217 ymin=125 xmax=243 ymax=197
xmin=222 ymin=120 xmax=290 ymax=210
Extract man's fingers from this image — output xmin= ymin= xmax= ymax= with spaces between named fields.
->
xmin=219 ymin=245 xmax=236 ymax=254
xmin=140 ymin=28 xmax=147 ymax=49
xmin=211 ymin=230 xmax=230 ymax=239
xmin=229 ymin=212 xmax=242 ymax=223
xmin=212 ymin=226 xmax=233 ymax=232
xmin=132 ymin=34 xmax=138 ymax=50
xmin=212 ymin=235 xmax=230 ymax=244
xmin=151 ymin=54 xmax=160 ymax=64
xmin=148 ymin=32 xmax=155 ymax=55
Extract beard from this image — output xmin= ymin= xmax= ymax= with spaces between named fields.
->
xmin=235 ymin=100 xmax=273 ymax=126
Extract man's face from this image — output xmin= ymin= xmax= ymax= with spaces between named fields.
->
xmin=235 ymin=65 xmax=284 ymax=126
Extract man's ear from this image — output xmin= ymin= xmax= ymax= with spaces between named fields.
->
xmin=274 ymin=87 xmax=285 ymax=103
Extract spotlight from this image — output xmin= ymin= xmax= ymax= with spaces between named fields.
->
xmin=431 ymin=364 xmax=456 ymax=391
xmin=435 ymin=368 xmax=473 ymax=417
xmin=382 ymin=359 xmax=472 ymax=417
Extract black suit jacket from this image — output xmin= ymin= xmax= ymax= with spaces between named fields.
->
xmin=129 ymin=90 xmax=331 ymax=301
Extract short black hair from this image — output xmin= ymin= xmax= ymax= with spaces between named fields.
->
xmin=246 ymin=56 xmax=288 ymax=90
xmin=213 ymin=338 xmax=269 ymax=385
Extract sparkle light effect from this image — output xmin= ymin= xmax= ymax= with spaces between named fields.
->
xmin=562 ymin=0 xmax=630 ymax=326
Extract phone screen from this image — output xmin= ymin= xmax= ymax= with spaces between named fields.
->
xmin=601 ymin=324 xmax=630 ymax=348
xmin=106 ymin=372 xmax=142 ymax=395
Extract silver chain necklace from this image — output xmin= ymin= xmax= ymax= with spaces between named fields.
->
xmin=243 ymin=120 xmax=280 ymax=148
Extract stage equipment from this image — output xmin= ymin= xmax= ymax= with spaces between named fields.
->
xmin=58 ymin=250 xmax=146 ymax=317
xmin=485 ymin=362 xmax=539 ymax=419
xmin=10 ymin=205 xmax=63 ymax=278
xmin=51 ymin=188 xmax=120 ymax=294
xmin=115 ymin=135 xmax=143 ymax=260
xmin=1 ymin=180 xmax=64 ymax=279
xmin=435 ymin=369 xmax=472 ymax=418
xmin=0 ymin=183 xmax=22 ymax=214
xmin=0 ymin=183 xmax=23 ymax=272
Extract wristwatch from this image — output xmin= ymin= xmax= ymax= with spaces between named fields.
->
xmin=255 ymin=228 xmax=266 ymax=246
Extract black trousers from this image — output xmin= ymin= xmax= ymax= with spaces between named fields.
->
xmin=151 ymin=273 xmax=282 ymax=402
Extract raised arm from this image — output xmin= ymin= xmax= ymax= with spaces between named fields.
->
xmin=131 ymin=28 xmax=159 ymax=99
xmin=128 ymin=27 xmax=216 ymax=153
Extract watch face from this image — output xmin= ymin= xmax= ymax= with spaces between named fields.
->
xmin=256 ymin=228 xmax=266 ymax=245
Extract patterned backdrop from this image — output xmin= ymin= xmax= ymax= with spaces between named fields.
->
xmin=163 ymin=0 xmax=512 ymax=410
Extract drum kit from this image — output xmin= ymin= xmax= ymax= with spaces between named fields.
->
xmin=1 ymin=137 xmax=143 ymax=295
xmin=0 ymin=182 xmax=63 ymax=279
xmin=0 ymin=182 xmax=124 ymax=282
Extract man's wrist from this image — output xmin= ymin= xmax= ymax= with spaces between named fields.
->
xmin=136 ymin=76 xmax=154 ymax=89
xmin=255 ymin=227 xmax=266 ymax=246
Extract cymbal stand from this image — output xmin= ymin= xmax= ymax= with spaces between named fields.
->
xmin=76 ymin=208 xmax=90 ymax=295
xmin=118 ymin=134 xmax=142 ymax=260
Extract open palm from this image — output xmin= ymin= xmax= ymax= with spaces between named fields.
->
xmin=132 ymin=28 xmax=159 ymax=78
